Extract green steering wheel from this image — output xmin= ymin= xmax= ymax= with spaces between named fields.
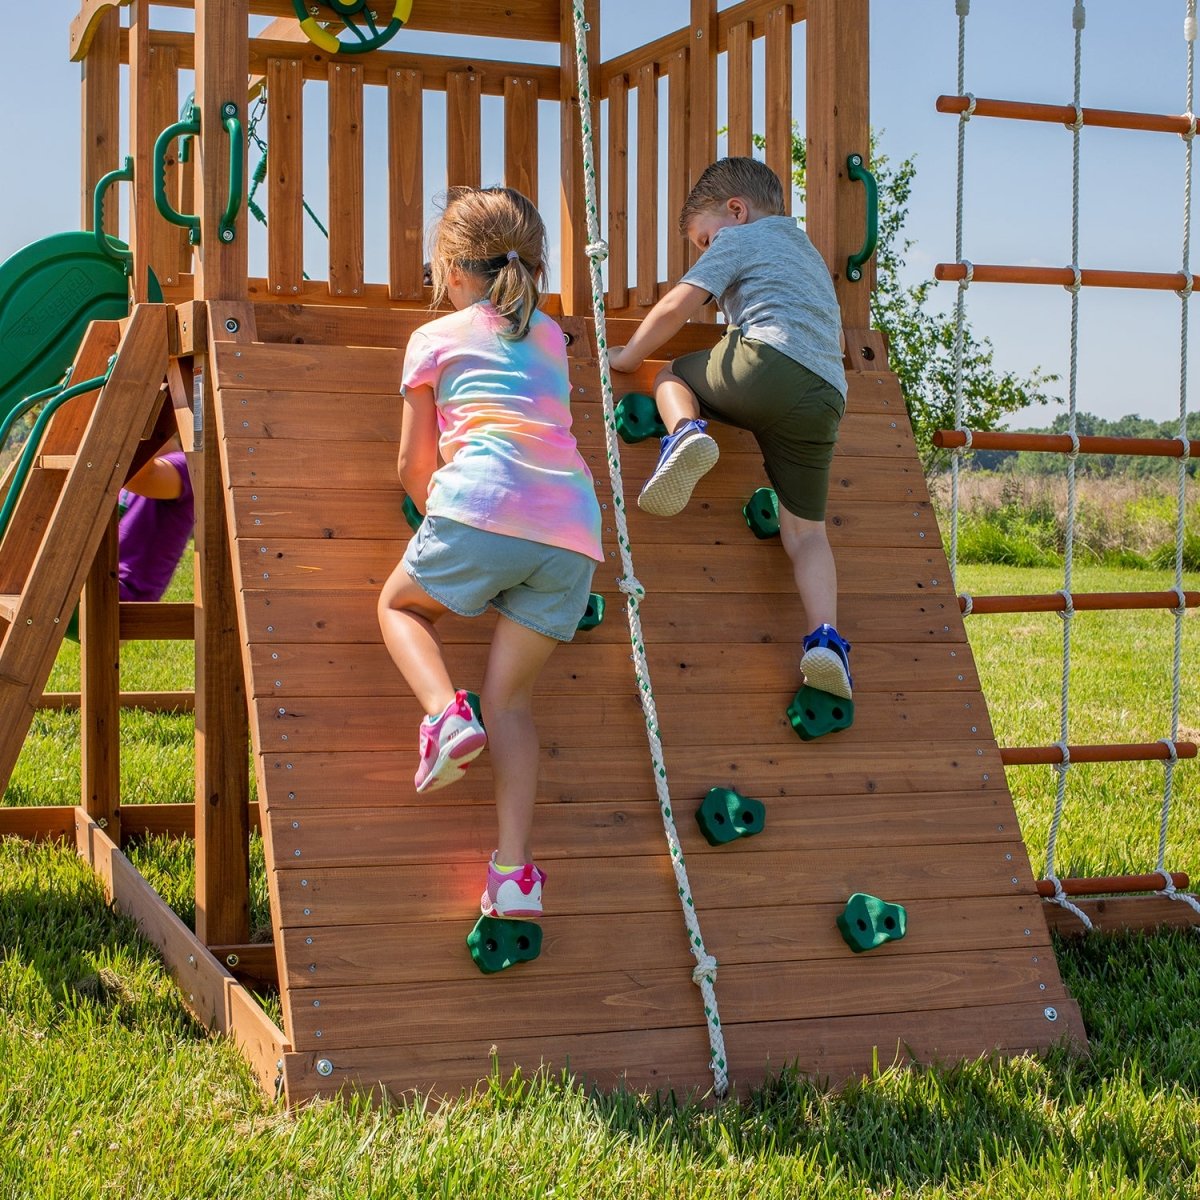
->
xmin=291 ymin=0 xmax=413 ymax=55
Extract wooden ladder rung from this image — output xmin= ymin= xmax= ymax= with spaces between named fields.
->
xmin=0 ymin=594 xmax=21 ymax=623
xmin=35 ymin=455 xmax=76 ymax=472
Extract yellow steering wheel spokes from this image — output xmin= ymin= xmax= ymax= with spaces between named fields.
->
xmin=291 ymin=0 xmax=413 ymax=55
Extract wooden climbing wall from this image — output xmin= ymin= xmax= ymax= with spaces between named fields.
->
xmin=211 ymin=302 xmax=1085 ymax=1106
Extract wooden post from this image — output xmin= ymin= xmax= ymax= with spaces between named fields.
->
xmin=79 ymin=5 xmax=123 ymax=841
xmin=193 ymin=0 xmax=251 ymax=947
xmin=127 ymin=2 xmax=157 ymax=304
xmin=806 ymin=0 xmax=871 ymax=328
xmin=559 ymin=0 xmax=599 ymax=315
xmin=688 ymin=1 xmax=717 ymax=187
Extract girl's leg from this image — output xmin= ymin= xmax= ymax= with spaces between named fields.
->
xmin=377 ymin=558 xmax=456 ymax=716
xmin=778 ymin=508 xmax=837 ymax=629
xmin=480 ymin=614 xmax=559 ymax=866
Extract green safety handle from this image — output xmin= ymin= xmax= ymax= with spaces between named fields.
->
xmin=219 ymin=102 xmax=244 ymax=244
xmin=0 ymin=361 xmax=117 ymax=547
xmin=846 ymin=153 xmax=878 ymax=283
xmin=93 ymin=157 xmax=134 ymax=268
xmin=154 ymin=111 xmax=202 ymax=243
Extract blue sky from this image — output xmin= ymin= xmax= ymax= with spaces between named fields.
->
xmin=3 ymin=2 xmax=1195 ymax=427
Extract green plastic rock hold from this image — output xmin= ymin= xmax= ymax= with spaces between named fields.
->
xmin=742 ymin=487 xmax=780 ymax=539
xmin=836 ymin=892 xmax=908 ymax=952
xmin=401 ymin=495 xmax=424 ymax=533
xmin=695 ymin=787 xmax=766 ymax=846
xmin=465 ymin=691 xmax=485 ymax=732
xmin=577 ymin=592 xmax=605 ymax=631
xmin=467 ymin=915 xmax=543 ymax=974
xmin=787 ymin=685 xmax=854 ymax=741
xmin=614 ymin=392 xmax=667 ymax=444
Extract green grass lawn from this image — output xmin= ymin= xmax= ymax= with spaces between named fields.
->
xmin=1 ymin=563 xmax=1198 ymax=1198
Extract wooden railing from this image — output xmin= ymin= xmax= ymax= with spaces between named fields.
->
xmin=96 ymin=1 xmax=808 ymax=315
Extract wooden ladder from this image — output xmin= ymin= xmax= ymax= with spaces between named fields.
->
xmin=0 ymin=304 xmax=169 ymax=794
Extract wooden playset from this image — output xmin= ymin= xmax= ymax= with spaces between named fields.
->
xmin=0 ymin=0 xmax=1193 ymax=1106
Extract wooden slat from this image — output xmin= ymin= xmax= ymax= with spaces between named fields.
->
xmin=238 ymin=587 xmax=968 ymax=649
xmin=634 ymin=62 xmax=659 ymax=308
xmin=606 ymin=73 xmax=630 ymax=310
xmin=145 ymin=42 xmax=187 ymax=287
xmin=726 ymin=21 xmax=754 ymax=157
xmin=388 ymin=69 xmax=425 ymax=301
xmin=764 ymin=4 xmax=794 ymax=215
xmin=503 ymin=75 xmax=539 ymax=203
xmin=665 ymin=49 xmax=690 ymax=283
xmin=268 ymin=792 xmax=1018 ymax=873
xmin=284 ymin=997 xmax=1082 ymax=1105
xmin=689 ymin=0 xmax=718 ymax=192
xmin=266 ymin=56 xmax=305 ymax=298
xmin=281 ymin=893 xmax=1050 ymax=989
xmin=0 ymin=805 xmax=77 ymax=841
xmin=446 ymin=69 xmax=482 ymax=189
xmin=277 ymin=842 xmax=1034 ymax=931
xmin=245 ymin=639 xmax=976 ymax=700
xmin=127 ymin=2 xmax=156 ymax=303
xmin=210 ymin=342 xmax=402 ymax=392
xmin=285 ymin=947 xmax=1059 ymax=1052
xmin=259 ymin=740 xmax=1001 ymax=810
xmin=80 ymin=4 xmax=121 ymax=231
xmin=558 ymin=0 xmax=599 ymax=316
xmin=327 ymin=62 xmax=365 ymax=299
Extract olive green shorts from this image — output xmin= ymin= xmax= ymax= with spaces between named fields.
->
xmin=671 ymin=327 xmax=846 ymax=521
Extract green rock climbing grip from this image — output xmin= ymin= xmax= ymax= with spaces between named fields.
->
xmin=465 ymin=691 xmax=485 ymax=732
xmin=787 ymin=685 xmax=854 ymax=741
xmin=742 ymin=486 xmax=780 ymax=539
xmin=401 ymin=494 xmax=423 ymax=533
xmin=467 ymin=914 xmax=543 ymax=974
xmin=576 ymin=592 xmax=605 ymax=631
xmin=836 ymin=892 xmax=907 ymax=953
xmin=614 ymin=392 xmax=667 ymax=444
xmin=695 ymin=787 xmax=766 ymax=846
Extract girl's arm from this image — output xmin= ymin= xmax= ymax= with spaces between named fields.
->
xmin=608 ymin=283 xmax=710 ymax=374
xmin=397 ymin=384 xmax=439 ymax=513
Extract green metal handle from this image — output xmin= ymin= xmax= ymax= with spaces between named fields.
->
xmin=219 ymin=103 xmax=244 ymax=244
xmin=846 ymin=153 xmax=878 ymax=283
xmin=154 ymin=111 xmax=202 ymax=244
xmin=0 ymin=361 xmax=117 ymax=547
xmin=92 ymin=157 xmax=134 ymax=268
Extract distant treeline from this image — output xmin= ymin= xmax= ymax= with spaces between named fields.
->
xmin=968 ymin=411 xmax=1200 ymax=478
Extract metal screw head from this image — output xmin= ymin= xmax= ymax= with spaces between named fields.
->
xmin=226 ymin=953 xmax=240 ymax=967
xmin=316 ymin=1059 xmax=334 ymax=1077
xmin=1044 ymin=1006 xmax=1058 ymax=1021
xmin=222 ymin=102 xmax=237 ymax=118
xmin=221 ymin=228 xmax=235 ymax=243
xmin=225 ymin=317 xmax=240 ymax=333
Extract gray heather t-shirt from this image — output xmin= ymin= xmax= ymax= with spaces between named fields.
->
xmin=680 ymin=215 xmax=848 ymax=398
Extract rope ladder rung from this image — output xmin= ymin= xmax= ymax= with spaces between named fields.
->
xmin=937 ymin=93 xmax=1196 ymax=137
xmin=934 ymin=262 xmax=1192 ymax=292
xmin=1001 ymin=742 xmax=1197 ymax=766
xmin=958 ymin=591 xmax=1200 ymax=616
xmin=1035 ymin=871 xmax=1190 ymax=898
xmin=935 ymin=429 xmax=1198 ymax=458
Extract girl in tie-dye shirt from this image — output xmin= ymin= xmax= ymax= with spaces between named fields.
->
xmin=378 ymin=187 xmax=602 ymax=923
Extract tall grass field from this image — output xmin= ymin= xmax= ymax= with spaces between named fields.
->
xmin=1 ymin=519 xmax=1198 ymax=1198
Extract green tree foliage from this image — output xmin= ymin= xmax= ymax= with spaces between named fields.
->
xmin=768 ymin=128 xmax=1060 ymax=470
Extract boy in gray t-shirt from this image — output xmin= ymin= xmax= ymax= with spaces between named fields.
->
xmin=609 ymin=157 xmax=853 ymax=700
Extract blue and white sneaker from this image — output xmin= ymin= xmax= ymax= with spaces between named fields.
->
xmin=637 ymin=418 xmax=719 ymax=516
xmin=800 ymin=624 xmax=853 ymax=700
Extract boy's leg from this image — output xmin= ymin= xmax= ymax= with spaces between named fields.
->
xmin=377 ymin=558 xmax=455 ymax=715
xmin=480 ymin=613 xmax=559 ymax=867
xmin=778 ymin=508 xmax=837 ymax=629
xmin=638 ymin=363 xmax=720 ymax=517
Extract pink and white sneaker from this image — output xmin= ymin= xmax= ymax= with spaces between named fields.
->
xmin=413 ymin=690 xmax=487 ymax=794
xmin=481 ymin=852 xmax=546 ymax=919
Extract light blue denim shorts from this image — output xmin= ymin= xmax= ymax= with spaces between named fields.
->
xmin=402 ymin=515 xmax=597 ymax=642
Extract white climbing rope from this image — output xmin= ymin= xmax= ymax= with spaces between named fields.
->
xmin=948 ymin=0 xmax=972 ymax=589
xmin=1156 ymin=0 xmax=1200 ymax=916
xmin=1042 ymin=0 xmax=1093 ymax=930
xmin=569 ymin=1 xmax=730 ymax=1095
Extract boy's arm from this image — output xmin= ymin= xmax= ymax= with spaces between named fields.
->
xmin=398 ymin=384 xmax=439 ymax=512
xmin=609 ymin=283 xmax=711 ymax=373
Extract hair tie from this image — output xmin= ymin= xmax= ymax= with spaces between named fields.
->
xmin=506 ymin=249 xmax=520 ymax=263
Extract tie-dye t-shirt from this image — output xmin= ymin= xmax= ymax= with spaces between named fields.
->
xmin=401 ymin=302 xmax=603 ymax=562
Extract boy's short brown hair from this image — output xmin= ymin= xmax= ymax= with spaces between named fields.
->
xmin=678 ymin=157 xmax=786 ymax=234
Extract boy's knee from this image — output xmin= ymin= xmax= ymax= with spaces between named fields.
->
xmin=779 ymin=510 xmax=828 ymax=552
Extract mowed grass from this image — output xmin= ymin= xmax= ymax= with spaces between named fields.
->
xmin=1 ymin=563 xmax=1199 ymax=1198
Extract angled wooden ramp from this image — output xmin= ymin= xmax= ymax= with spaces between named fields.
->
xmin=211 ymin=303 xmax=1086 ymax=1106
xmin=0 ymin=305 xmax=169 ymax=793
